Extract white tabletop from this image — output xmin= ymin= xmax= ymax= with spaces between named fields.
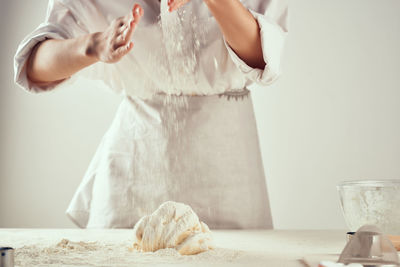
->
xmin=0 ymin=229 xmax=348 ymax=267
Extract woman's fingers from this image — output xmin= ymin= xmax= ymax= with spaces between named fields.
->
xmin=115 ymin=33 xmax=126 ymax=45
xmin=102 ymin=3 xmax=143 ymax=62
xmin=168 ymin=0 xmax=179 ymax=12
xmin=168 ymin=0 xmax=189 ymax=12
xmin=114 ymin=4 xmax=143 ymax=49
xmin=117 ymin=23 xmax=129 ymax=34
xmin=119 ymin=20 xmax=135 ymax=47
xmin=113 ymin=41 xmax=134 ymax=58
xmin=132 ymin=3 xmax=144 ymax=18
xmin=118 ymin=4 xmax=143 ymax=46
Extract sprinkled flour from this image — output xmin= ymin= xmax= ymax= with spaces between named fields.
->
xmin=137 ymin=0 xmax=210 ymax=97
xmin=158 ymin=0 xmax=203 ymax=95
xmin=149 ymin=0 xmax=209 ymax=171
xmin=14 ymin=239 xmax=244 ymax=267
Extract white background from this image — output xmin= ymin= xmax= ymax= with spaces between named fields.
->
xmin=1 ymin=0 xmax=399 ymax=228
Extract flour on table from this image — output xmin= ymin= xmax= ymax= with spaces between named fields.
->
xmin=15 ymin=238 xmax=241 ymax=267
xmin=132 ymin=201 xmax=214 ymax=255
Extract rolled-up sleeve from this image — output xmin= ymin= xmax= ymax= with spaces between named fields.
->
xmin=223 ymin=0 xmax=289 ymax=86
xmin=14 ymin=0 xmax=87 ymax=93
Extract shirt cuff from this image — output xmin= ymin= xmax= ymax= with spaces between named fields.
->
xmin=13 ymin=24 xmax=74 ymax=93
xmin=223 ymin=9 xmax=287 ymax=86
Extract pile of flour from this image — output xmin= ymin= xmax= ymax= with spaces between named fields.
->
xmin=15 ymin=239 xmax=243 ymax=267
xmin=14 ymin=202 xmax=228 ymax=266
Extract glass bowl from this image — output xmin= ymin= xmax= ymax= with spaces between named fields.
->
xmin=337 ymin=180 xmax=400 ymax=235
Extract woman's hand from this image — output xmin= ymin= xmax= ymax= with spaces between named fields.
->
xmin=167 ymin=0 xmax=190 ymax=12
xmin=26 ymin=3 xmax=144 ymax=84
xmin=88 ymin=3 xmax=144 ymax=63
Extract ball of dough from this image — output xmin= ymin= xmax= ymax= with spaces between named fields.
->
xmin=132 ymin=201 xmax=214 ymax=255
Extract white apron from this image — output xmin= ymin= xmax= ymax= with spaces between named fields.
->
xmin=67 ymin=91 xmax=272 ymax=228
xmin=14 ymin=0 xmax=289 ymax=228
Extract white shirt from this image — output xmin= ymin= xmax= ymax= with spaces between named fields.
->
xmin=14 ymin=0 xmax=288 ymax=229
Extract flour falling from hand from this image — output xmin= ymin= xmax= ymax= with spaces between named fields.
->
xmin=157 ymin=1 xmax=205 ymax=139
xmin=132 ymin=201 xmax=214 ymax=255
xmin=126 ymin=2 xmax=213 ymax=225
xmin=158 ymin=0 xmax=202 ymax=95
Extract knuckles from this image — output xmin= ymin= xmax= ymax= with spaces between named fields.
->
xmin=112 ymin=16 xmax=126 ymax=27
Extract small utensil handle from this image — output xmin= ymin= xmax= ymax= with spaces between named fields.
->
xmin=0 ymin=247 xmax=14 ymax=267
